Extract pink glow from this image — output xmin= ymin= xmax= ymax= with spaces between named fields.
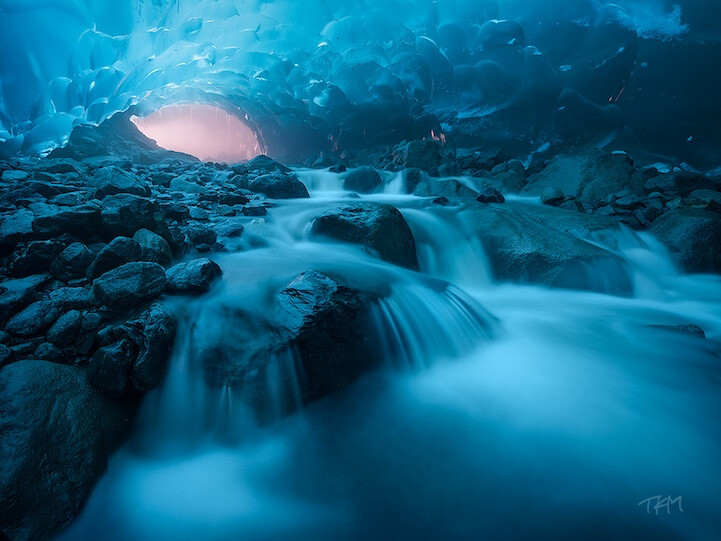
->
xmin=131 ymin=104 xmax=262 ymax=163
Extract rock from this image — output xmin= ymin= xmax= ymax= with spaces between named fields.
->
xmin=0 ymin=361 xmax=135 ymax=541
xmin=343 ymin=167 xmax=383 ymax=193
xmin=86 ymin=237 xmax=142 ymax=280
xmin=92 ymin=262 xmax=167 ymax=311
xmin=393 ymin=140 xmax=444 ymax=172
xmin=522 ymin=150 xmax=645 ymax=203
xmin=185 ymin=224 xmax=217 ymax=250
xmin=643 ymin=174 xmax=677 ymax=194
xmin=647 ymin=324 xmax=706 ymax=338
xmin=242 ymin=205 xmax=268 ymax=217
xmin=166 ymin=258 xmax=222 ymax=293
xmin=215 ymin=219 xmax=245 ymax=238
xmin=86 ymin=339 xmax=137 ymax=397
xmin=5 ymin=300 xmax=62 ymax=337
xmin=686 ymin=189 xmax=721 ymax=210
xmin=97 ymin=303 xmax=177 ymax=392
xmin=614 ymin=194 xmax=643 ymax=210
xmin=1 ymin=169 xmax=29 ymax=182
xmin=476 ymin=187 xmax=505 ymax=204
xmin=0 ymin=344 xmax=12 ymax=367
xmin=90 ymin=166 xmax=150 ymax=198
xmin=133 ymin=229 xmax=172 ymax=266
xmin=541 ymin=186 xmax=565 ymax=206
xmin=0 ymin=274 xmax=51 ymax=322
xmin=99 ymin=194 xmax=167 ymax=240
xmin=413 ymin=178 xmax=477 ymax=198
xmin=402 ymin=168 xmax=429 ymax=194
xmin=432 ymin=196 xmax=451 ymax=206
xmin=276 ymin=271 xmax=378 ymax=403
xmin=169 ymin=175 xmax=205 ymax=194
xmin=650 ymin=209 xmax=721 ymax=273
xmin=33 ymin=342 xmax=63 ymax=363
xmin=9 ymin=239 xmax=68 ymax=276
xmin=248 ymin=172 xmax=310 ymax=199
xmin=471 ymin=204 xmax=633 ymax=295
xmin=0 ymin=209 xmax=35 ymax=248
xmin=47 ymin=310 xmax=84 ymax=348
xmin=245 ymin=155 xmax=291 ymax=175
xmin=160 ymin=202 xmax=190 ymax=221
xmin=311 ymin=202 xmax=419 ymax=270
xmin=49 ymin=242 xmax=95 ymax=282
xmin=48 ymin=287 xmax=96 ymax=312
xmin=32 ymin=204 xmax=101 ymax=240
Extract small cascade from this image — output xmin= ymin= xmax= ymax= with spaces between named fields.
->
xmin=372 ymin=282 xmax=498 ymax=371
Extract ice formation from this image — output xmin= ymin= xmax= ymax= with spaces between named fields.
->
xmin=0 ymin=0 xmax=718 ymax=164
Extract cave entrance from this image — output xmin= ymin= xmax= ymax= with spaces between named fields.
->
xmin=130 ymin=104 xmax=262 ymax=163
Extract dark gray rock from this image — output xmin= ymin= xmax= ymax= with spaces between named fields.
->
xmin=47 ymin=310 xmax=84 ymax=348
xmin=343 ymin=167 xmax=383 ymax=193
xmin=522 ymin=150 xmax=645 ymax=203
xmin=49 ymin=243 xmax=95 ymax=282
xmin=0 ymin=344 xmax=13 ymax=367
xmin=166 ymin=258 xmax=222 ymax=293
xmin=0 ymin=274 xmax=52 ymax=321
xmin=9 ymin=239 xmax=68 ymax=276
xmin=32 ymin=204 xmax=101 ymax=240
xmin=33 ymin=342 xmax=63 ymax=363
xmin=248 ymin=173 xmax=310 ymax=199
xmin=393 ymin=140 xmax=444 ymax=172
xmin=245 ymin=155 xmax=291 ymax=175
xmin=541 ymin=186 xmax=565 ymax=206
xmin=476 ymin=187 xmax=506 ymax=204
xmin=311 ymin=202 xmax=419 ymax=270
xmin=647 ymin=324 xmax=706 ymax=338
xmin=97 ymin=303 xmax=177 ymax=392
xmin=99 ymin=194 xmax=167 ymax=240
xmin=402 ymin=168 xmax=429 ymax=194
xmin=86 ymin=237 xmax=142 ymax=280
xmin=413 ymin=178 xmax=477 ymax=198
xmin=90 ymin=166 xmax=150 ymax=198
xmin=0 ymin=209 xmax=35 ymax=248
xmin=650 ymin=209 xmax=721 ymax=274
xmin=185 ymin=224 xmax=217 ymax=250
xmin=5 ymin=300 xmax=61 ymax=337
xmin=92 ymin=262 xmax=167 ymax=311
xmin=86 ymin=339 xmax=137 ymax=397
xmin=133 ymin=229 xmax=172 ymax=266
xmin=0 ymin=361 xmax=135 ymax=541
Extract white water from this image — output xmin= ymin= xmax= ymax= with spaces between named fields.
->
xmin=61 ymin=169 xmax=721 ymax=541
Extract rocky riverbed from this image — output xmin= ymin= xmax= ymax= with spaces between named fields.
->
xmin=1 ymin=142 xmax=721 ymax=540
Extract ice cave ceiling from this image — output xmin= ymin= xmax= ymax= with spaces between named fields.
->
xmin=0 ymin=0 xmax=720 ymax=165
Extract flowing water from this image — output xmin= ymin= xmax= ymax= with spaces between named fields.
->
xmin=61 ymin=170 xmax=721 ymax=541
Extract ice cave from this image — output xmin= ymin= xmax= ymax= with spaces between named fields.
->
xmin=1 ymin=1 xmax=720 ymax=540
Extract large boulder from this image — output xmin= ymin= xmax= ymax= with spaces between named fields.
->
xmin=248 ymin=172 xmax=310 ymax=199
xmin=92 ymin=262 xmax=167 ymax=311
xmin=49 ymin=242 xmax=95 ymax=282
xmin=471 ymin=203 xmax=633 ymax=295
xmin=392 ymin=140 xmax=444 ymax=173
xmin=31 ymin=204 xmax=101 ymax=240
xmin=0 ymin=275 xmax=51 ymax=322
xmin=9 ymin=239 xmax=68 ymax=277
xmin=522 ymin=150 xmax=645 ymax=203
xmin=0 ymin=361 xmax=135 ymax=541
xmin=86 ymin=237 xmax=142 ymax=280
xmin=310 ymin=202 xmax=419 ymax=270
xmin=133 ymin=229 xmax=172 ymax=266
xmin=650 ymin=209 xmax=721 ymax=274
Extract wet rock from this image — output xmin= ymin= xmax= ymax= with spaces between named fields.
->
xmin=1 ymin=169 xmax=29 ymax=182
xmin=92 ymin=262 xmax=167 ymax=311
xmin=686 ymin=189 xmax=721 ymax=210
xmin=169 ymin=175 xmax=205 ymax=194
xmin=9 ymin=239 xmax=68 ymax=276
xmin=86 ymin=237 xmax=142 ymax=280
xmin=278 ymin=271 xmax=378 ymax=402
xmin=541 ymin=186 xmax=565 ymax=206
xmin=472 ymin=204 xmax=633 ymax=295
xmin=647 ymin=324 xmax=706 ymax=338
xmin=5 ymin=300 xmax=62 ymax=337
xmin=245 ymin=155 xmax=291 ymax=175
xmin=643 ymin=174 xmax=677 ymax=194
xmin=166 ymin=258 xmax=222 ymax=293
xmin=33 ymin=342 xmax=63 ymax=363
xmin=393 ymin=140 xmax=444 ymax=173
xmin=343 ymin=167 xmax=383 ymax=193
xmin=0 ymin=344 xmax=12 ymax=367
xmin=86 ymin=339 xmax=137 ymax=397
xmin=522 ymin=150 xmax=645 ymax=203
xmin=160 ymin=202 xmax=191 ymax=222
xmin=402 ymin=168 xmax=429 ymax=194
xmin=242 ymin=205 xmax=268 ymax=217
xmin=133 ymin=229 xmax=172 ymax=266
xmin=248 ymin=172 xmax=310 ymax=199
xmin=215 ymin=219 xmax=245 ymax=238
xmin=47 ymin=310 xmax=84 ymax=348
xmin=0 ymin=209 xmax=34 ymax=248
xmin=311 ymin=202 xmax=419 ymax=270
xmin=99 ymin=194 xmax=167 ymax=240
xmin=185 ymin=224 xmax=217 ymax=251
xmin=0 ymin=361 xmax=135 ymax=541
xmin=97 ymin=303 xmax=177 ymax=392
xmin=476 ymin=187 xmax=505 ymax=204
xmin=650 ymin=209 xmax=721 ymax=273
xmin=90 ymin=166 xmax=150 ymax=198
xmin=49 ymin=242 xmax=95 ymax=282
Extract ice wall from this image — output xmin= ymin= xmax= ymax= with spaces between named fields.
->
xmin=0 ymin=0 xmax=718 ymax=164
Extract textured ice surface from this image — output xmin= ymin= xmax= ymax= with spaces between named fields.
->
xmin=0 ymin=1 xmax=718 ymax=163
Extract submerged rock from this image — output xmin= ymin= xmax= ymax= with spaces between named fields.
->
xmin=310 ymin=202 xmax=419 ymax=270
xmin=0 ymin=361 xmax=135 ymax=541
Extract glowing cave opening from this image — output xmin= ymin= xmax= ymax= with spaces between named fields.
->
xmin=130 ymin=104 xmax=262 ymax=163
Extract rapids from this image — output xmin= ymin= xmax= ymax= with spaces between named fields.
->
xmin=60 ymin=169 xmax=721 ymax=541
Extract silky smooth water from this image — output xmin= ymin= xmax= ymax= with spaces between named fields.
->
xmin=60 ymin=170 xmax=721 ymax=541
